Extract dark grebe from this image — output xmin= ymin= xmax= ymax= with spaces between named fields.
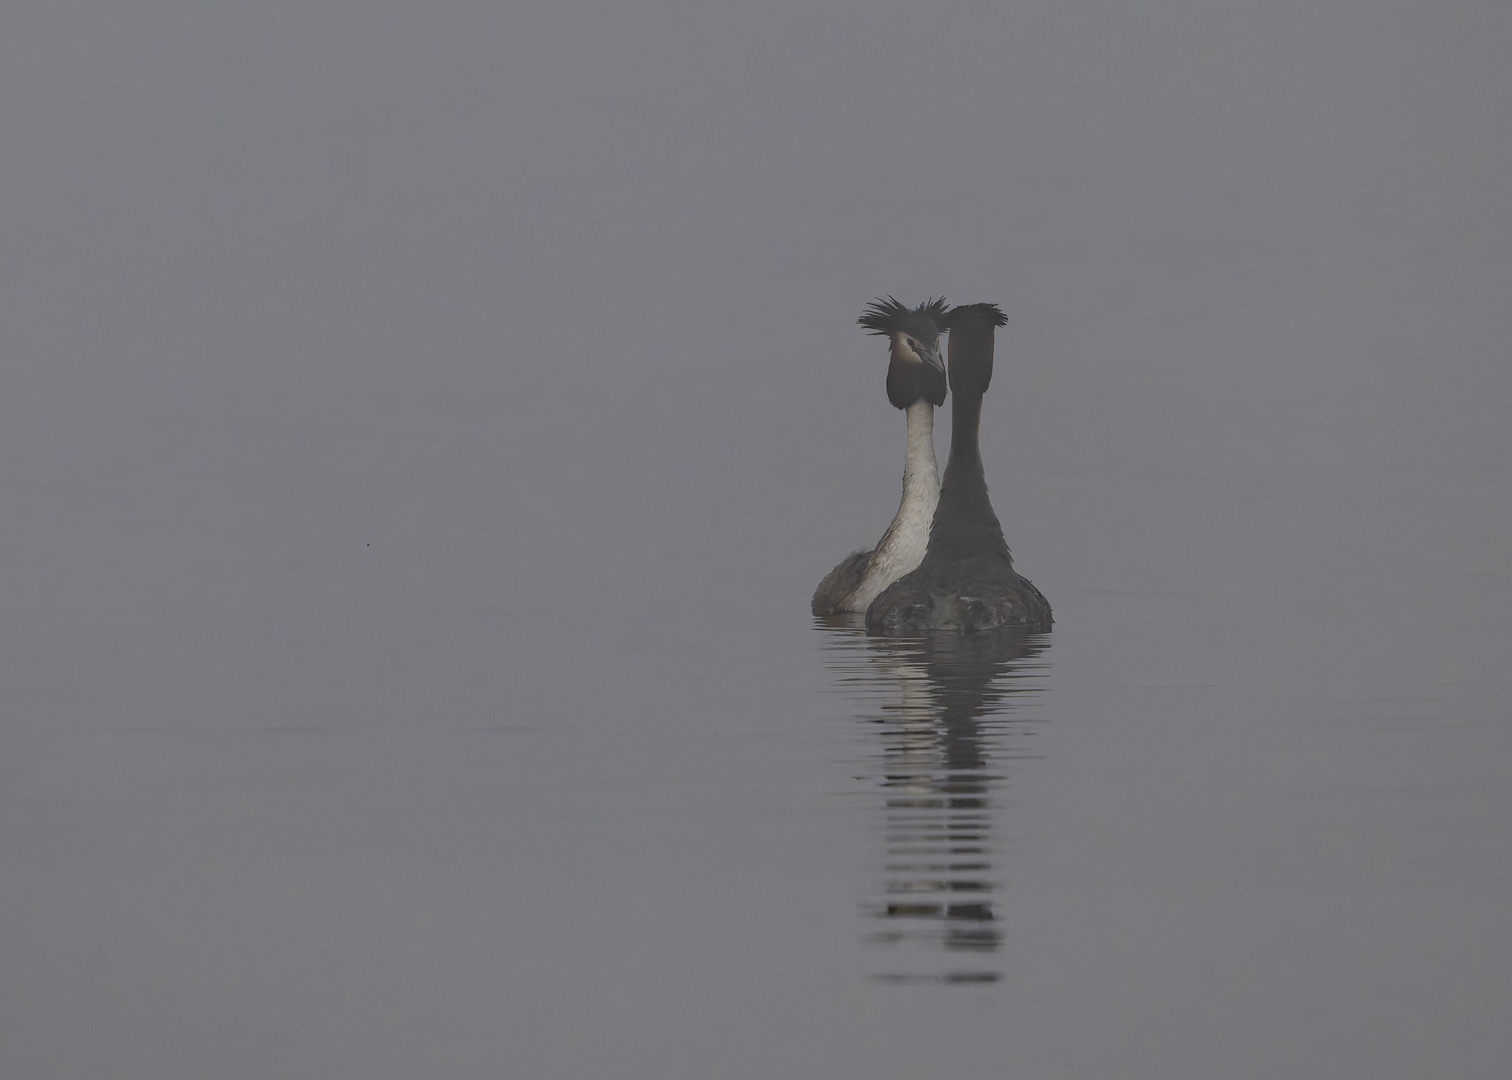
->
xmin=812 ymin=297 xmax=949 ymax=616
xmin=866 ymin=303 xmax=1051 ymax=635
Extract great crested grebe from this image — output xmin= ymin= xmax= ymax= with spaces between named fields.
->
xmin=812 ymin=297 xmax=949 ymax=616
xmin=866 ymin=302 xmax=1052 ymax=635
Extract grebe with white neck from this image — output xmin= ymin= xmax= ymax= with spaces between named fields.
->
xmin=866 ymin=302 xmax=1052 ymax=635
xmin=812 ymin=297 xmax=949 ymax=616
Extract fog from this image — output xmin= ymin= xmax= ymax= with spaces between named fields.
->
xmin=2 ymin=2 xmax=1509 ymax=1077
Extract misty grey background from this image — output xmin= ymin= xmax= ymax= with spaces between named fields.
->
xmin=2 ymin=0 xmax=1509 ymax=1077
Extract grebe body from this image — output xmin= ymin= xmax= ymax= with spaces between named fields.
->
xmin=813 ymin=298 xmax=949 ymax=616
xmin=866 ymin=303 xmax=1051 ymax=635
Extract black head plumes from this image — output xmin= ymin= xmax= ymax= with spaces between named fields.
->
xmin=857 ymin=296 xmax=951 ymax=338
xmin=859 ymin=297 xmax=949 ymax=410
xmin=940 ymin=302 xmax=1008 ymax=398
xmin=940 ymin=302 xmax=1008 ymax=330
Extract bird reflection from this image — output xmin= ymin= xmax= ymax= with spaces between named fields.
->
xmin=818 ymin=619 xmax=1049 ymax=985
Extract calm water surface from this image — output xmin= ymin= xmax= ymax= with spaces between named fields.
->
xmin=4 ymin=411 xmax=1507 ymax=1077
xmin=2 ymin=2 xmax=1510 ymax=1077
xmin=819 ymin=624 xmax=1052 ymax=986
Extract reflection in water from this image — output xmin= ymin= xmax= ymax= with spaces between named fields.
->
xmin=818 ymin=620 xmax=1050 ymax=985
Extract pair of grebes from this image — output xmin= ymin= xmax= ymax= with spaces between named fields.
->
xmin=813 ymin=298 xmax=1052 ymax=636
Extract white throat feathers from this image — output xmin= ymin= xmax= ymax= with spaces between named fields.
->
xmin=841 ymin=399 xmax=940 ymax=613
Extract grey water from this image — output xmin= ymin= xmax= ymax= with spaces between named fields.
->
xmin=2 ymin=1 xmax=1510 ymax=1077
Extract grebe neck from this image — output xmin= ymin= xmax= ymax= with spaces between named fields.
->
xmin=930 ymin=390 xmax=1011 ymax=564
xmin=901 ymin=400 xmax=941 ymax=502
xmin=944 ymin=393 xmax=985 ymax=488
xmin=841 ymin=400 xmax=940 ymax=614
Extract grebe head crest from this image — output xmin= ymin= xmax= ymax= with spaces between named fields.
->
xmin=941 ymin=302 xmax=1008 ymax=330
xmin=940 ymin=302 xmax=1007 ymax=397
xmin=858 ymin=296 xmax=948 ymax=409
